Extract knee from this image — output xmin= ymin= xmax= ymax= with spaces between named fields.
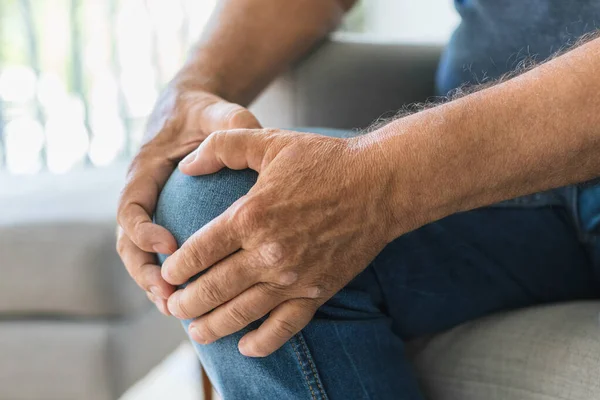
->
xmin=155 ymin=168 xmax=258 ymax=246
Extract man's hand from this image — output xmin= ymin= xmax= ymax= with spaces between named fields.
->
xmin=116 ymin=85 xmax=261 ymax=315
xmin=162 ymin=129 xmax=399 ymax=357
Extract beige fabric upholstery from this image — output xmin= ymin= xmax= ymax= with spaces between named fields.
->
xmin=0 ymin=164 xmax=186 ymax=399
xmin=0 ymin=164 xmax=147 ymax=317
xmin=251 ymin=33 xmax=441 ymax=130
xmin=409 ymin=302 xmax=600 ymax=400
xmin=0 ymin=307 xmax=185 ymax=400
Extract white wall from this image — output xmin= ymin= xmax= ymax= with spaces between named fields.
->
xmin=363 ymin=0 xmax=459 ymax=43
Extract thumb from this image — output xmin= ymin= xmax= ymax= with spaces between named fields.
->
xmin=178 ymin=129 xmax=270 ymax=176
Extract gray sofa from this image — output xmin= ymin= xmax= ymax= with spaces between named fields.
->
xmin=1 ymin=35 xmax=599 ymax=400
xmin=0 ymin=166 xmax=186 ymax=400
xmin=250 ymin=34 xmax=600 ymax=399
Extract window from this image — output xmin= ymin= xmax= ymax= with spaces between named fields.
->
xmin=0 ymin=1 xmax=458 ymax=174
xmin=0 ymin=0 xmax=215 ymax=174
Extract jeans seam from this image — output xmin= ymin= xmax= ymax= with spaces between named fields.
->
xmin=290 ymin=335 xmax=318 ymax=400
xmin=297 ymin=334 xmax=328 ymax=399
xmin=290 ymin=334 xmax=328 ymax=400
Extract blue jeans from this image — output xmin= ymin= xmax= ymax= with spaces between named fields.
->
xmin=155 ymin=128 xmax=600 ymax=400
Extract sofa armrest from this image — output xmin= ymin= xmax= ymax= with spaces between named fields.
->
xmin=250 ymin=33 xmax=443 ymax=130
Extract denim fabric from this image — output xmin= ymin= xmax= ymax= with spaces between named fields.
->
xmin=438 ymin=1 xmax=600 ymax=95
xmin=155 ymin=128 xmax=600 ymax=400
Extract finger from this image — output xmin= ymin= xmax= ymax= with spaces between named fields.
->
xmin=117 ymin=229 xmax=176 ymax=299
xmin=161 ymin=208 xmax=241 ymax=285
xmin=238 ymin=299 xmax=318 ymax=357
xmin=117 ymin=158 xmax=178 ymax=254
xmin=187 ymin=282 xmax=287 ymax=345
xmin=175 ymin=100 xmax=261 ymax=154
xmin=147 ymin=292 xmax=171 ymax=316
xmin=193 ymin=101 xmax=262 ymax=133
xmin=178 ymin=129 xmax=271 ymax=176
xmin=167 ymin=250 xmax=260 ymax=320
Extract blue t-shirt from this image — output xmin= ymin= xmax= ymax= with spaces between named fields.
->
xmin=437 ymin=0 xmax=600 ymax=95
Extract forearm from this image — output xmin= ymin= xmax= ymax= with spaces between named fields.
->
xmin=176 ymin=0 xmax=356 ymax=105
xmin=371 ymin=35 xmax=600 ymax=238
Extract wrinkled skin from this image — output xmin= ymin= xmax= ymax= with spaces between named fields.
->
xmin=116 ymin=84 xmax=261 ymax=315
xmin=161 ymin=128 xmax=398 ymax=357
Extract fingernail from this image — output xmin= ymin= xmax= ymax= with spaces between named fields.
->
xmin=153 ymin=243 xmax=172 ymax=255
xmin=167 ymin=291 xmax=183 ymax=318
xmin=238 ymin=339 xmax=256 ymax=357
xmin=161 ymin=266 xmax=174 ymax=284
xmin=179 ymin=150 xmax=198 ymax=166
xmin=190 ymin=326 xmax=207 ymax=344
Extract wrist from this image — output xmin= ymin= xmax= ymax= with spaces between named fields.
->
xmin=358 ymin=110 xmax=470 ymax=241
xmin=173 ymin=53 xmax=247 ymax=105
xmin=172 ymin=69 xmax=223 ymax=98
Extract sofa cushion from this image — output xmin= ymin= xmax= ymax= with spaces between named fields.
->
xmin=0 ymin=307 xmax=185 ymax=400
xmin=0 ymin=164 xmax=148 ymax=317
xmin=409 ymin=301 xmax=600 ymax=400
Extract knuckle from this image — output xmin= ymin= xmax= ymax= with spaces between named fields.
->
xmin=276 ymin=271 xmax=298 ymax=286
xmin=260 ymin=128 xmax=282 ymax=139
xmin=257 ymin=242 xmax=285 ymax=268
xmin=230 ymin=197 xmax=264 ymax=231
xmin=132 ymin=217 xmax=147 ymax=236
xmin=198 ymin=321 xmax=219 ymax=341
xmin=306 ymin=285 xmax=324 ymax=299
xmin=181 ymin=245 xmax=207 ymax=274
xmin=129 ymin=218 xmax=154 ymax=248
xmin=256 ymin=282 xmax=286 ymax=298
xmin=226 ymin=306 xmax=251 ymax=327
xmin=270 ymin=318 xmax=299 ymax=339
xmin=205 ymin=130 xmax=221 ymax=144
xmin=208 ymin=128 xmax=230 ymax=145
xmin=196 ymin=279 xmax=225 ymax=306
xmin=225 ymin=107 xmax=258 ymax=129
xmin=204 ymin=130 xmax=224 ymax=153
